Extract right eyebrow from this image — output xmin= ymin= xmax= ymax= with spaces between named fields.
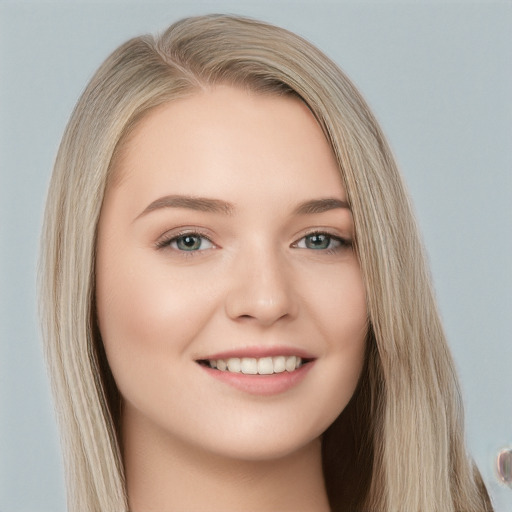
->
xmin=134 ymin=195 xmax=235 ymax=222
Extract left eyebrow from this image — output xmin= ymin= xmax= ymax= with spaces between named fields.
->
xmin=292 ymin=198 xmax=350 ymax=215
xmin=134 ymin=194 xmax=235 ymax=221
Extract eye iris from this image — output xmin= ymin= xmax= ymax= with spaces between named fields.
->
xmin=177 ymin=235 xmax=202 ymax=251
xmin=306 ymin=234 xmax=330 ymax=249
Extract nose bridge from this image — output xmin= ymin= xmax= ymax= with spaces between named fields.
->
xmin=225 ymin=237 xmax=297 ymax=325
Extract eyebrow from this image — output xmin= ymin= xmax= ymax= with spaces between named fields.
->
xmin=292 ymin=198 xmax=350 ymax=215
xmin=135 ymin=194 xmax=350 ymax=220
xmin=135 ymin=195 xmax=235 ymax=220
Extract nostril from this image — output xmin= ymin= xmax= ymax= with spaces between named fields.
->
xmin=239 ymin=314 xmax=253 ymax=320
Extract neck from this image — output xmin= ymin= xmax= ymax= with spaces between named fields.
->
xmin=122 ymin=404 xmax=331 ymax=512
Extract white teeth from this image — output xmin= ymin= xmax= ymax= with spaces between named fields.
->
xmin=241 ymin=358 xmax=258 ymax=375
xmin=206 ymin=356 xmax=304 ymax=375
xmin=257 ymin=357 xmax=273 ymax=375
xmin=273 ymin=356 xmax=286 ymax=373
xmin=227 ymin=358 xmax=241 ymax=372
xmin=285 ymin=356 xmax=297 ymax=372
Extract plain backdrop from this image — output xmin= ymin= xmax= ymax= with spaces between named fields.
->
xmin=1 ymin=1 xmax=511 ymax=511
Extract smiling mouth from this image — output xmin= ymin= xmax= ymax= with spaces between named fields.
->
xmin=196 ymin=356 xmax=313 ymax=375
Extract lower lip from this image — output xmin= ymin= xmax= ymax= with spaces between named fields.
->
xmin=198 ymin=361 xmax=315 ymax=396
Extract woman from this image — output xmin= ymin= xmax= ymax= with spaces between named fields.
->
xmin=39 ymin=14 xmax=493 ymax=512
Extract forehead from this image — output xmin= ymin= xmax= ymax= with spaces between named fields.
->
xmin=107 ymin=85 xmax=345 ymax=207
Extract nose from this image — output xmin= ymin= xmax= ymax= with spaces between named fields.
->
xmin=224 ymin=245 xmax=298 ymax=327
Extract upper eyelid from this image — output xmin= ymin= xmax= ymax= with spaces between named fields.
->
xmin=158 ymin=226 xmax=213 ymax=238
xmin=293 ymin=229 xmax=351 ymax=243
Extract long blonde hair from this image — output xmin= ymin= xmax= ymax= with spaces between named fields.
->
xmin=39 ymin=14 xmax=492 ymax=512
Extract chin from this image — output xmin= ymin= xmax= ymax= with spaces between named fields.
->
xmin=176 ymin=402 xmax=341 ymax=464
xmin=201 ymin=431 xmax=322 ymax=463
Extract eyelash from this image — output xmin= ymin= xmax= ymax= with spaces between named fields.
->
xmin=155 ymin=230 xmax=352 ymax=256
xmin=155 ymin=230 xmax=214 ymax=253
xmin=293 ymin=230 xmax=352 ymax=255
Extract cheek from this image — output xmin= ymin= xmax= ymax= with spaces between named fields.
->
xmin=95 ymin=251 xmax=214 ymax=396
xmin=307 ymin=263 xmax=368 ymax=406
xmin=303 ymin=260 xmax=368 ymax=350
xmin=329 ymin=281 xmax=367 ymax=357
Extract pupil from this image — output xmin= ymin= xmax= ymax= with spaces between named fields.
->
xmin=307 ymin=234 xmax=329 ymax=249
xmin=179 ymin=235 xmax=200 ymax=250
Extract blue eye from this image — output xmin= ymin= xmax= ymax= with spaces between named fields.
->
xmin=304 ymin=233 xmax=332 ymax=250
xmin=295 ymin=232 xmax=350 ymax=251
xmin=158 ymin=233 xmax=214 ymax=252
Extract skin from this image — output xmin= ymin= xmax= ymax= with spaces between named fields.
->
xmin=96 ymin=85 xmax=368 ymax=511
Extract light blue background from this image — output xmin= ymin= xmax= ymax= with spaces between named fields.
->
xmin=1 ymin=1 xmax=511 ymax=511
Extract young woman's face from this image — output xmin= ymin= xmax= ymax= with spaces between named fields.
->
xmin=96 ymin=86 xmax=368 ymax=461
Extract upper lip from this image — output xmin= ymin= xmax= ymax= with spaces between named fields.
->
xmin=196 ymin=345 xmax=317 ymax=361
